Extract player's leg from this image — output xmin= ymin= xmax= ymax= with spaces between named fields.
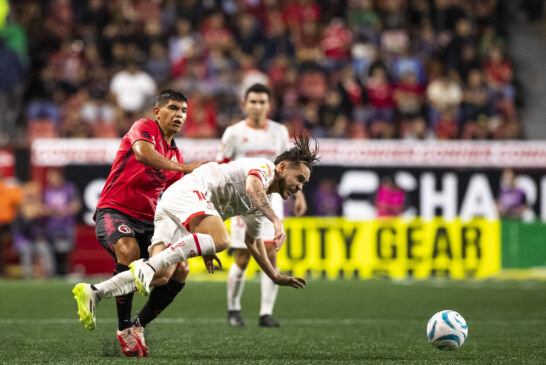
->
xmin=259 ymin=243 xmax=280 ymax=327
xmin=72 ymin=209 xmax=143 ymax=356
xmin=227 ymin=216 xmax=250 ymax=326
xmin=132 ymin=240 xmax=190 ymax=357
xmin=73 ymin=210 xmax=139 ymax=329
xmin=259 ymin=194 xmax=283 ymax=327
xmin=227 ymin=249 xmax=251 ymax=326
xmin=111 ymin=236 xmax=145 ymax=357
xmin=129 ymin=209 xmax=187 ymax=356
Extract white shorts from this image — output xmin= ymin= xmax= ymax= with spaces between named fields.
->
xmin=230 ymin=193 xmax=284 ymax=249
xmin=151 ymin=176 xmax=221 ymax=248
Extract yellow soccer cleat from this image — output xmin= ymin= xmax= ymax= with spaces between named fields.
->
xmin=72 ymin=283 xmax=98 ymax=330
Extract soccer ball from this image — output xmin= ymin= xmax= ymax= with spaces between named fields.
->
xmin=426 ymin=310 xmax=468 ymax=351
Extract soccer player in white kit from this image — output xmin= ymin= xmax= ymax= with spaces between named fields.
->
xmin=218 ymin=83 xmax=308 ymax=327
xmin=71 ymin=134 xmax=319 ymax=350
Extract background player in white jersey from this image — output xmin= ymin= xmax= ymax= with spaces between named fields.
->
xmin=218 ymin=83 xmax=308 ymax=327
xmin=72 ymin=135 xmax=320 ymax=351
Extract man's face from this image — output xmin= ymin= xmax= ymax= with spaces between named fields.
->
xmin=276 ymin=161 xmax=311 ymax=199
xmin=154 ymin=100 xmax=188 ymax=135
xmin=243 ymin=92 xmax=270 ymax=123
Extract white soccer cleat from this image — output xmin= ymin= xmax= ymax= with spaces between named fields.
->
xmin=129 ymin=259 xmax=155 ymax=296
xmin=72 ymin=283 xmax=99 ymax=330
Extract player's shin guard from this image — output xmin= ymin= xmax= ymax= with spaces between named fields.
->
xmin=148 ymin=234 xmax=215 ymax=271
xmin=259 ymin=268 xmax=279 ymax=316
xmin=92 ymin=271 xmax=136 ymax=300
xmin=227 ymin=263 xmax=246 ymax=311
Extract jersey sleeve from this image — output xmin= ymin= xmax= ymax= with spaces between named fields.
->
xmin=246 ymin=159 xmax=275 ymax=190
xmin=241 ymin=214 xmax=266 ymax=240
xmin=125 ymin=119 xmax=158 ymax=146
xmin=217 ymin=126 xmax=236 ymax=163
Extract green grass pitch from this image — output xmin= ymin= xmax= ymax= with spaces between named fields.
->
xmin=0 ymin=278 xmax=545 ymax=364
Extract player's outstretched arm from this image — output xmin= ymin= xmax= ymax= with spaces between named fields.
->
xmin=246 ymin=175 xmax=286 ymax=247
xmin=244 ymin=234 xmax=306 ymax=289
xmin=133 ymin=140 xmax=208 ymax=173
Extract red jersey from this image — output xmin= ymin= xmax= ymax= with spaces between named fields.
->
xmin=96 ymin=118 xmax=183 ymax=221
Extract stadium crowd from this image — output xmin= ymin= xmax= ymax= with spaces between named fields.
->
xmin=0 ymin=0 xmax=523 ymax=143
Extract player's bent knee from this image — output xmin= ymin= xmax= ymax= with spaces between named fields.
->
xmin=234 ymin=249 xmax=251 ymax=268
xmin=154 ymin=266 xmax=175 ymax=286
xmin=216 ymin=238 xmax=230 ymax=253
xmin=172 ymin=262 xmax=190 ymax=282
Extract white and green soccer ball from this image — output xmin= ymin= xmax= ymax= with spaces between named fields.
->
xmin=426 ymin=310 xmax=468 ymax=351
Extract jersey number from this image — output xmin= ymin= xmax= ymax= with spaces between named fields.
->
xmin=193 ymin=191 xmax=206 ymax=200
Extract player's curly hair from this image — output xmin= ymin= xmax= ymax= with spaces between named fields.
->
xmin=274 ymin=133 xmax=320 ymax=172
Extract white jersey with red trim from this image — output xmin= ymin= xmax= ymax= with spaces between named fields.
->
xmin=190 ymin=158 xmax=275 ymax=221
xmin=151 ymin=158 xmax=276 ymax=246
xmin=217 ymin=120 xmax=290 ymax=163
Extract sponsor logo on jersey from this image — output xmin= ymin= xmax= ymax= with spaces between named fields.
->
xmin=171 ymin=155 xmax=178 ymax=163
xmin=261 ymin=164 xmax=272 ymax=178
xmin=118 ymin=224 xmax=132 ymax=234
xmin=206 ymin=201 xmax=214 ymax=210
xmin=189 ymin=250 xmax=196 ymax=258
xmin=141 ymin=131 xmax=151 ymax=139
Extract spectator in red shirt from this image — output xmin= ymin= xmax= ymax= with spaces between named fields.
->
xmin=321 ymin=18 xmax=353 ymax=70
xmin=366 ymin=63 xmax=395 ymax=134
xmin=73 ymin=90 xmax=205 ymax=357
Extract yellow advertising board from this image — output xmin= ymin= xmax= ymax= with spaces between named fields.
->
xmin=199 ymin=217 xmax=500 ymax=280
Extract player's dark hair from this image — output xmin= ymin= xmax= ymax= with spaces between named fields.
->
xmin=244 ymin=83 xmax=271 ymax=101
xmin=156 ymin=89 xmax=187 ymax=107
xmin=274 ymin=133 xmax=320 ymax=172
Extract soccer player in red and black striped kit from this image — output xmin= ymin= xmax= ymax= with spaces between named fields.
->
xmin=73 ymin=89 xmax=205 ymax=357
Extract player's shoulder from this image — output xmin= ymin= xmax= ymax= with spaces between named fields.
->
xmin=267 ymin=120 xmax=288 ymax=132
xmin=131 ymin=118 xmax=158 ymax=132
xmin=228 ymin=120 xmax=248 ymax=131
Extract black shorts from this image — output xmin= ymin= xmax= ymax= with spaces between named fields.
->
xmin=95 ymin=208 xmax=154 ymax=261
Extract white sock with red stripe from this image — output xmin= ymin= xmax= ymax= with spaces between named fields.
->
xmin=227 ymin=263 xmax=246 ymax=311
xmin=259 ymin=268 xmax=279 ymax=316
xmin=93 ymin=271 xmax=136 ymax=300
xmin=147 ymin=233 xmax=216 ymax=271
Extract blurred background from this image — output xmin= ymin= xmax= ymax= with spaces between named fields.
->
xmin=1 ymin=0 xmax=545 ymax=280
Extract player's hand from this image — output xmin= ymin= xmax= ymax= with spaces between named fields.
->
xmin=203 ymin=254 xmax=222 ymax=274
xmin=274 ymin=275 xmax=306 ymax=289
xmin=293 ymin=193 xmax=307 ymax=217
xmin=273 ymin=219 xmax=286 ymax=251
xmin=182 ymin=160 xmax=209 ymax=174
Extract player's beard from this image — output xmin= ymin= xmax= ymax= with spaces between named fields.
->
xmin=277 ymin=178 xmax=291 ymax=199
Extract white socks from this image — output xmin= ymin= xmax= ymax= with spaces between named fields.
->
xmin=93 ymin=271 xmax=136 ymax=300
xmin=227 ymin=263 xmax=246 ymax=311
xmin=148 ymin=233 xmax=216 ymax=271
xmin=227 ymin=264 xmax=280 ymax=316
xmin=260 ymin=268 xmax=279 ymax=316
